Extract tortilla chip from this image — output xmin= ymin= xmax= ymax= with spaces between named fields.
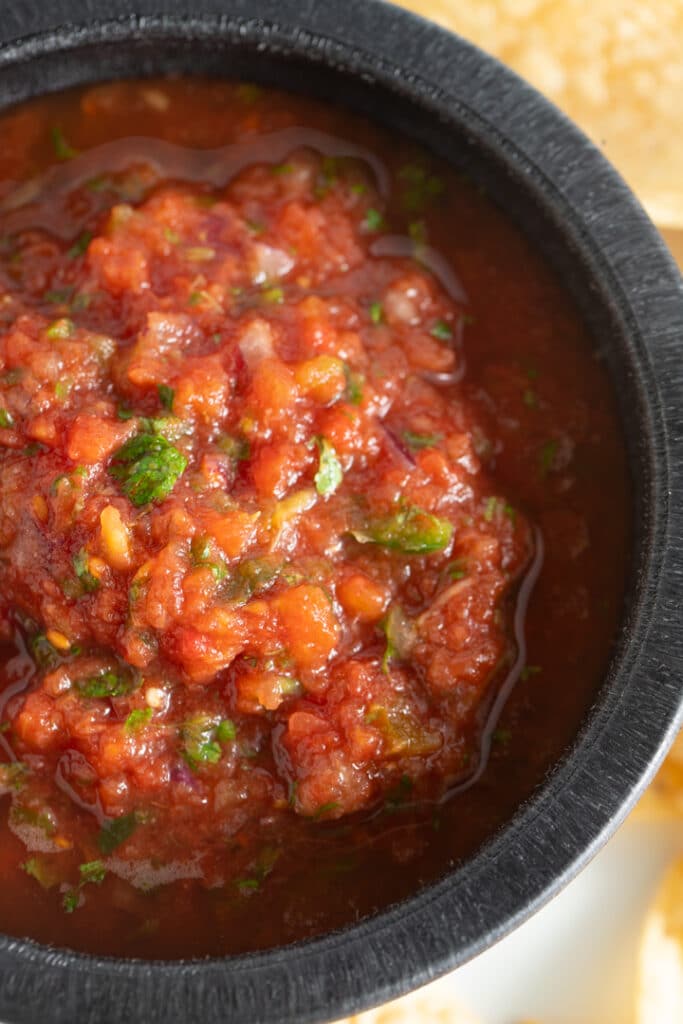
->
xmin=637 ymin=857 xmax=683 ymax=1024
xmin=394 ymin=1 xmax=683 ymax=228
xmin=337 ymin=986 xmax=480 ymax=1023
xmin=635 ymin=729 xmax=683 ymax=819
xmin=661 ymin=228 xmax=683 ymax=272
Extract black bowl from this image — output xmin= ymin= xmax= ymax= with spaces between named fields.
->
xmin=1 ymin=2 xmax=682 ymax=1022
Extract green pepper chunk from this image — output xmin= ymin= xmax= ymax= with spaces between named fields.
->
xmin=181 ymin=713 xmax=235 ymax=769
xmin=351 ymin=505 xmax=453 ymax=554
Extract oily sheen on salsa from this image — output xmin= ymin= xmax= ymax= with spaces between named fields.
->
xmin=0 ymin=79 xmax=629 ymax=957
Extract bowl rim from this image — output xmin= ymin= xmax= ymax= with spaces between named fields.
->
xmin=0 ymin=2 xmax=682 ymax=1022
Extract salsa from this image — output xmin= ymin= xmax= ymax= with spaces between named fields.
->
xmin=0 ymin=79 xmax=629 ymax=958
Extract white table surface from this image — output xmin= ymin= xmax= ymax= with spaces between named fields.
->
xmin=413 ymin=813 xmax=682 ymax=1024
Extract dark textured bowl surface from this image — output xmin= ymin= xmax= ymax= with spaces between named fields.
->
xmin=0 ymin=3 xmax=682 ymax=1023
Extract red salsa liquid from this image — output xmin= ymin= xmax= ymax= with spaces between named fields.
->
xmin=0 ymin=79 xmax=629 ymax=957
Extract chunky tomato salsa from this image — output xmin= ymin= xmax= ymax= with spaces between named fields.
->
xmin=0 ymin=80 xmax=629 ymax=957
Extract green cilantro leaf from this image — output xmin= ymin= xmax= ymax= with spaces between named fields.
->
xmin=313 ymin=437 xmax=343 ymax=496
xmin=364 ymin=208 xmax=384 ymax=231
xmin=430 ymin=320 xmax=452 ymax=341
xmin=72 ymin=548 xmax=100 ymax=593
xmin=402 ymin=430 xmax=442 ymax=450
xmin=51 ymin=126 xmax=78 ymax=161
xmin=79 ymin=860 xmax=106 ymax=885
xmin=157 ymin=384 xmax=174 ymax=411
xmin=124 ymin=707 xmax=153 ymax=731
xmin=109 ymin=432 xmax=187 ymax=507
xmin=97 ymin=812 xmax=138 ymax=854
xmin=77 ymin=670 xmax=135 ymax=699
xmin=67 ymin=232 xmax=92 ymax=260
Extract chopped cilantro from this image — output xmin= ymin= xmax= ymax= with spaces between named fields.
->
xmin=385 ymin=774 xmax=413 ymax=812
xmin=445 ymin=559 xmax=467 ymax=581
xmin=272 ymin=162 xmax=293 ymax=175
xmin=369 ymin=301 xmax=383 ymax=325
xmin=61 ymin=858 xmax=107 ymax=913
xmin=0 ymin=408 xmax=14 ymax=429
xmin=29 ymin=632 xmax=59 ymax=670
xmin=163 ymin=226 xmax=180 ymax=245
xmin=117 ymin=406 xmax=135 ymax=421
xmin=181 ymin=713 xmax=224 ymax=768
xmin=23 ymin=856 xmax=60 ymax=889
xmin=124 ymin=707 xmax=153 ymax=731
xmin=236 ymin=878 xmax=260 ymax=893
xmin=408 ymin=220 xmax=427 ymax=244
xmin=216 ymin=719 xmax=237 ymax=743
xmin=312 ymin=801 xmax=340 ymax=820
xmin=50 ymin=126 xmax=78 ymax=161
xmin=157 ymin=383 xmax=174 ymax=411
xmin=402 ymin=429 xmax=442 ymax=450
xmin=364 ymin=208 xmax=384 ymax=232
xmin=54 ymin=379 xmax=73 ymax=401
xmin=11 ymin=804 xmax=55 ymax=836
xmin=343 ymin=364 xmax=364 ymax=405
xmin=190 ymin=534 xmax=228 ymax=581
xmin=381 ymin=605 xmax=414 ymax=673
xmin=523 ymin=388 xmax=538 ymax=409
xmin=540 ymin=439 xmax=559 ymax=475
xmin=72 ymin=548 xmax=100 ymax=593
xmin=74 ymin=288 xmax=92 ymax=308
xmin=216 ymin=434 xmax=250 ymax=461
xmin=188 ymin=291 xmax=203 ymax=306
xmin=67 ymin=232 xmax=92 ymax=260
xmin=0 ymin=761 xmax=27 ymax=790
xmin=86 ymin=175 xmax=110 ymax=192
xmin=398 ymin=163 xmax=444 ymax=212
xmin=483 ymin=496 xmax=498 ymax=522
xmin=46 ymin=318 xmax=74 ymax=340
xmin=62 ymin=889 xmax=81 ymax=913
xmin=44 ymin=288 xmax=73 ymax=305
xmin=236 ymin=83 xmax=262 ymax=103
xmin=521 ymin=664 xmax=542 ymax=681
xmin=430 ymin=320 xmax=452 ymax=341
xmin=98 ymin=811 xmax=138 ymax=854
xmin=313 ymin=437 xmax=343 ymax=496
xmin=77 ymin=669 xmax=135 ymax=699
xmin=351 ymin=505 xmax=453 ymax=554
xmin=79 ymin=860 xmax=106 ymax=885
xmin=109 ymin=432 xmax=187 ymax=507
xmin=261 ymin=286 xmax=284 ymax=305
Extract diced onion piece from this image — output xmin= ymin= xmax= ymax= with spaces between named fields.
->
xmin=145 ymin=687 xmax=167 ymax=710
xmin=271 ymin=489 xmax=317 ymax=532
xmin=250 ymin=243 xmax=294 ymax=285
xmin=383 ymin=282 xmax=421 ymax=325
xmin=238 ymin=318 xmax=275 ymax=370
